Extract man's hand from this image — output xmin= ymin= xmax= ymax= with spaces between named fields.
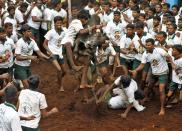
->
xmin=129 ymin=70 xmax=137 ymax=78
xmin=28 ymin=56 xmax=39 ymax=62
xmin=26 ymin=115 xmax=36 ymax=121
xmin=0 ymin=73 xmax=9 ymax=80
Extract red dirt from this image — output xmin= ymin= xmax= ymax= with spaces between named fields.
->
xmin=31 ymin=61 xmax=182 ymax=131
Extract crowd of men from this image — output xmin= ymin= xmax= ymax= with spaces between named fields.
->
xmin=0 ymin=0 xmax=182 ymax=130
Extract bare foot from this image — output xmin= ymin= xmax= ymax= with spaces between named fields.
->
xmin=72 ymin=65 xmax=83 ymax=71
xmin=59 ymin=86 xmax=64 ymax=92
xmin=158 ymin=109 xmax=165 ymax=116
xmin=121 ymin=113 xmax=127 ymax=118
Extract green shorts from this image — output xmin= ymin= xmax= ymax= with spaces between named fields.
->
xmin=97 ymin=59 xmax=109 ymax=68
xmin=50 ymin=55 xmax=64 ymax=64
xmin=168 ymin=81 xmax=182 ymax=91
xmin=113 ymin=46 xmax=120 ymax=53
xmin=22 ymin=126 xmax=40 ymax=131
xmin=14 ymin=64 xmax=31 ymax=80
xmin=120 ymin=58 xmax=133 ymax=69
xmin=150 ymin=74 xmax=168 ymax=84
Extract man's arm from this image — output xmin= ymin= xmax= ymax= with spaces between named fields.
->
xmin=41 ymin=107 xmax=58 ymax=118
xmin=96 ymin=83 xmax=117 ymax=104
xmin=121 ymin=103 xmax=133 ymax=118
xmin=35 ymin=50 xmax=49 ymax=60
xmin=43 ymin=39 xmax=52 ymax=55
xmin=15 ymin=54 xmax=38 ymax=61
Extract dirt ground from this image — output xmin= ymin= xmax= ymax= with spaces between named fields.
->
xmin=31 ymin=61 xmax=182 ymax=131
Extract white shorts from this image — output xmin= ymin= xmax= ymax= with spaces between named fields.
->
xmin=108 ymin=95 xmax=128 ymax=109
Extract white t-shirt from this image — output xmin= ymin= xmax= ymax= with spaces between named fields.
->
xmin=172 ymin=57 xmax=182 ymax=84
xmin=141 ymin=48 xmax=169 ymax=75
xmin=0 ymin=38 xmax=15 ymax=68
xmin=61 ymin=19 xmax=83 ymax=46
xmin=28 ymin=6 xmax=42 ymax=29
xmin=118 ymin=34 xmax=138 ymax=59
xmin=4 ymin=17 xmax=17 ymax=31
xmin=41 ymin=8 xmax=53 ymax=30
xmin=18 ymin=89 xmax=48 ymax=129
xmin=114 ymin=76 xmax=145 ymax=111
xmin=105 ymin=20 xmax=126 ymax=39
xmin=166 ymin=33 xmax=182 ymax=46
xmin=0 ymin=103 xmax=22 ymax=131
xmin=44 ymin=28 xmax=67 ymax=58
xmin=15 ymin=38 xmax=39 ymax=67
xmin=134 ymin=32 xmax=153 ymax=61
xmin=15 ymin=7 xmax=24 ymax=30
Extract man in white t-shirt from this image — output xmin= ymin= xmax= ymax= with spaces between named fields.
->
xmin=43 ymin=16 xmax=67 ymax=92
xmin=0 ymin=27 xmax=15 ymax=87
xmin=61 ymin=9 xmax=97 ymax=71
xmin=97 ymin=75 xmax=145 ymax=118
xmin=0 ymin=85 xmax=22 ymax=131
xmin=18 ymin=75 xmax=58 ymax=131
xmin=166 ymin=45 xmax=182 ymax=108
xmin=27 ymin=0 xmax=46 ymax=46
xmin=14 ymin=24 xmax=49 ymax=88
xmin=118 ymin=23 xmax=138 ymax=75
xmin=130 ymin=38 xmax=174 ymax=116
xmin=4 ymin=22 xmax=18 ymax=43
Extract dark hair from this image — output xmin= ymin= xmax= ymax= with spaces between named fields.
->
xmin=172 ymin=5 xmax=180 ymax=12
xmin=157 ymin=31 xmax=167 ymax=38
xmin=134 ymin=89 xmax=145 ymax=100
xmin=77 ymin=9 xmax=90 ymax=20
xmin=21 ymin=24 xmax=31 ymax=32
xmin=126 ymin=23 xmax=134 ymax=29
xmin=7 ymin=6 xmax=15 ymax=12
xmin=148 ymin=7 xmax=155 ymax=14
xmin=139 ymin=13 xmax=146 ymax=19
xmin=119 ymin=75 xmax=131 ymax=88
xmin=172 ymin=44 xmax=182 ymax=53
xmin=20 ymin=2 xmax=28 ymax=8
xmin=4 ymin=22 xmax=13 ymax=29
xmin=170 ymin=23 xmax=177 ymax=29
xmin=131 ymin=6 xmax=140 ymax=13
xmin=28 ymin=75 xmax=40 ymax=90
xmin=146 ymin=38 xmax=155 ymax=45
xmin=54 ymin=16 xmax=63 ymax=23
xmin=114 ymin=10 xmax=121 ymax=15
xmin=135 ymin=21 xmax=144 ymax=29
xmin=153 ymin=16 xmax=161 ymax=22
xmin=168 ymin=16 xmax=176 ymax=24
xmin=4 ymin=85 xmax=18 ymax=102
xmin=162 ymin=3 xmax=170 ymax=8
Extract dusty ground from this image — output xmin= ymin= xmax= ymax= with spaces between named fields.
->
xmin=31 ymin=61 xmax=182 ymax=131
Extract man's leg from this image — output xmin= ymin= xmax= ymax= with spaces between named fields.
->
xmin=51 ymin=56 xmax=65 ymax=91
xmin=120 ymin=58 xmax=128 ymax=75
xmin=65 ymin=43 xmax=83 ymax=71
xmin=159 ymin=83 xmax=166 ymax=115
xmin=158 ymin=74 xmax=168 ymax=115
